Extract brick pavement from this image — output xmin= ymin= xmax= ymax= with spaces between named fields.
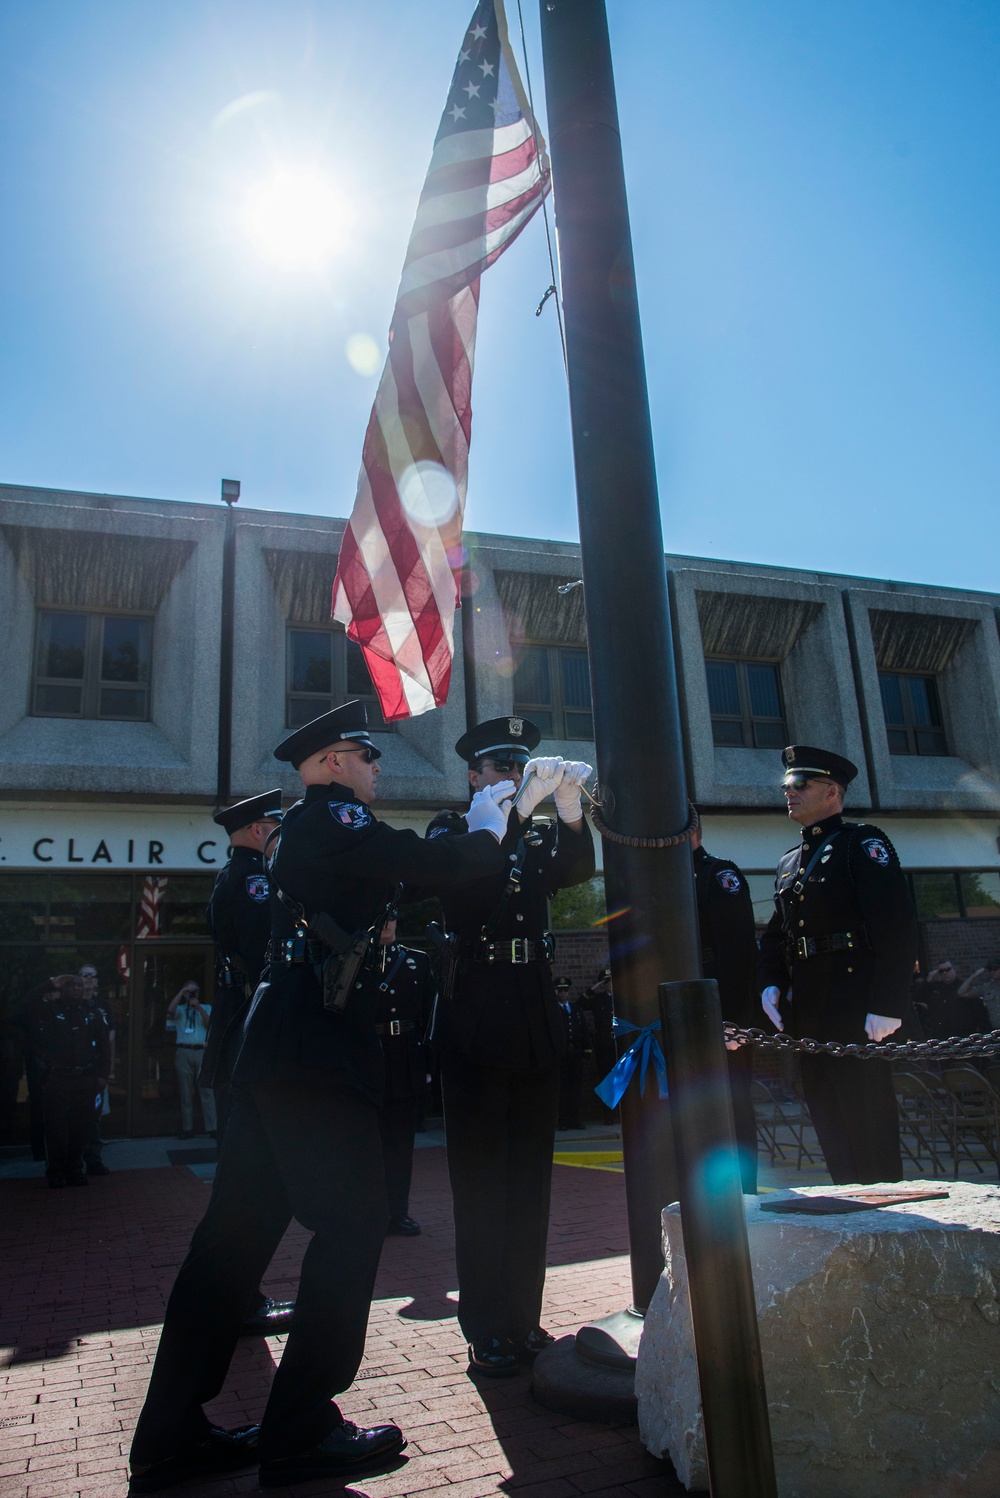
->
xmin=0 ymin=1148 xmax=688 ymax=1498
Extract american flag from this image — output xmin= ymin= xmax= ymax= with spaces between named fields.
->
xmin=332 ymin=0 xmax=550 ymax=720
xmin=116 ymin=876 xmax=167 ymax=980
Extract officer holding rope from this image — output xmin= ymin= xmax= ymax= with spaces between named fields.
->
xmin=758 ymin=745 xmax=917 ymax=1186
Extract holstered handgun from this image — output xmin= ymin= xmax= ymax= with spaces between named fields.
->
xmin=426 ymin=922 xmax=460 ymax=1004
xmin=308 ymin=911 xmax=374 ymax=1013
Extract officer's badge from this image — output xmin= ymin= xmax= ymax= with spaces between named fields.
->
xmin=786 ymin=747 xmax=795 ymax=763
xmin=406 ymin=957 xmax=417 ymax=969
xmin=717 ymin=869 xmax=742 ymax=893
xmin=862 ymin=837 xmax=890 ymax=866
xmin=245 ymin=874 xmax=270 ymax=903
xmin=509 ymin=716 xmax=523 ymax=737
xmin=330 ymin=802 xmax=372 ymax=830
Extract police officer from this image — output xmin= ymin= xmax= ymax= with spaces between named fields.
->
xmin=129 ymin=702 xmax=513 ymax=1494
xmin=691 ymin=821 xmax=758 ymax=1194
xmin=555 ymin=978 xmax=588 ymax=1131
xmin=203 ymin=789 xmax=295 ymax=1339
xmin=373 ymin=919 xmax=436 ymax=1236
xmin=26 ymin=974 xmax=110 ymax=1189
xmin=426 ymin=717 xmax=595 ymax=1377
xmin=758 ymin=745 xmax=917 ymax=1186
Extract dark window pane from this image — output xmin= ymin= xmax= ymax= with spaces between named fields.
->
xmin=753 ymin=719 xmax=787 ymax=749
xmin=564 ymin=710 xmax=594 ymax=740
xmin=0 ymin=874 xmax=48 ymax=940
xmin=148 ymin=876 xmax=216 ymax=938
xmin=345 ymin=639 xmax=372 ymax=696
xmin=99 ymin=687 xmax=146 ymax=719
xmin=37 ymin=612 xmax=86 ymax=679
xmin=712 ymin=718 xmax=746 ymax=747
xmin=513 ymin=646 xmax=551 ymax=707
xmin=911 ymin=872 xmax=961 ymax=920
xmin=287 ymin=695 xmax=329 ymax=728
xmin=527 ymin=709 xmax=554 ymax=736
xmin=907 ymin=676 xmax=933 ymax=727
xmin=879 ymin=674 xmax=905 ymax=726
xmin=887 ymin=728 xmax=911 ymax=754
xmin=48 ymin=875 xmax=133 ymax=944
xmin=914 ymin=728 xmax=947 ymax=756
xmin=560 ymin=650 xmax=592 ymax=710
xmin=706 ymin=661 xmax=740 ymax=718
xmin=101 ymin=617 xmax=150 ymax=683
xmin=34 ymin=683 xmax=83 ymax=715
xmin=745 ymin=663 xmax=781 ymax=719
xmin=959 ymin=872 xmax=1000 ymax=917
xmin=289 ymin=631 xmax=333 ymax=694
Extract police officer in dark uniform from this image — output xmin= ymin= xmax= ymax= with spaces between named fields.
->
xmin=129 ymin=703 xmax=512 ymax=1494
xmin=691 ymin=820 xmax=759 ymax=1194
xmin=579 ymin=966 xmax=616 ymax=1119
xmin=373 ymin=918 xmax=435 ymax=1236
xmin=426 ymin=717 xmax=595 ymax=1377
xmin=758 ymin=745 xmax=917 ymax=1186
xmin=203 ymin=789 xmax=296 ymax=1339
xmin=26 ymin=974 xmax=110 ymax=1189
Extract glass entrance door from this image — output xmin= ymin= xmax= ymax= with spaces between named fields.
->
xmin=128 ymin=943 xmax=216 ymax=1138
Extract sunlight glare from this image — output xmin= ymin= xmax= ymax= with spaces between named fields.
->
xmin=243 ymin=168 xmax=351 ymax=267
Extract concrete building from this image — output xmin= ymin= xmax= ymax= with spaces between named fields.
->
xmin=1 ymin=481 xmax=999 ymax=1139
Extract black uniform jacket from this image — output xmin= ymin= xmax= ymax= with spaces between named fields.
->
xmin=234 ymin=784 xmax=507 ymax=1101
xmin=25 ymin=987 xmax=111 ymax=1079
xmin=373 ymin=944 xmax=436 ymax=1101
xmin=202 ymin=846 xmax=272 ymax=1089
xmin=428 ymin=811 xmax=595 ymax=1069
xmin=757 ymin=813 xmax=917 ymax=1043
xmin=693 ymin=844 xmax=757 ymax=1027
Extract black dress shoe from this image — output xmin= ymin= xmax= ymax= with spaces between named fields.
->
xmin=85 ymin=1159 xmax=112 ymax=1176
xmin=128 ymin=1423 xmax=260 ymax=1493
xmin=515 ymin=1326 xmax=556 ymax=1362
xmin=386 ymin=1214 xmax=421 ymax=1236
xmin=467 ymin=1336 xmax=520 ymax=1378
xmin=240 ymin=1297 xmax=296 ymax=1336
xmin=258 ymin=1420 xmax=406 ymax=1487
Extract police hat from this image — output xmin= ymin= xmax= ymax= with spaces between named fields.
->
xmin=781 ymin=744 xmax=858 ymax=788
xmin=273 ymin=701 xmax=382 ymax=770
xmin=554 ymin=977 xmax=573 ymax=994
xmin=454 ymin=715 xmax=541 ymax=766
xmin=213 ymin=789 xmax=283 ymax=835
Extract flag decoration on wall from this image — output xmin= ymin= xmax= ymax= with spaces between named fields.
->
xmin=116 ymin=876 xmax=167 ymax=981
xmin=332 ymin=0 xmax=550 ymax=720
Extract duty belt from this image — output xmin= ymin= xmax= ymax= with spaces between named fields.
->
xmin=375 ymin=1019 xmax=418 ymax=1036
xmin=789 ymin=930 xmax=865 ymax=960
xmin=473 ymin=935 xmax=554 ymax=965
xmin=280 ymin=937 xmax=328 ymax=966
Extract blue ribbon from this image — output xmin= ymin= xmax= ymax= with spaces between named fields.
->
xmin=594 ymin=1017 xmax=669 ymax=1109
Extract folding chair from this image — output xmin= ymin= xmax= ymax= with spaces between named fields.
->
xmin=940 ymin=1066 xmax=1000 ymax=1177
xmin=892 ymin=1069 xmax=950 ymax=1177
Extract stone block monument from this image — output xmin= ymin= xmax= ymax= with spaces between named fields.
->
xmin=636 ymin=1182 xmax=1000 ymax=1496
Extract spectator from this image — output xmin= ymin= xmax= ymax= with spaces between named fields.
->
xmin=555 ymin=978 xmax=588 ymax=1130
xmin=25 ymin=974 xmax=110 ymax=1188
xmin=956 ymin=958 xmax=1000 ymax=1031
xmin=79 ymin=964 xmax=114 ymax=1176
xmin=166 ymin=981 xmax=217 ymax=1140
xmin=914 ymin=960 xmax=989 ymax=1039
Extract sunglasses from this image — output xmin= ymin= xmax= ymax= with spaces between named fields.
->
xmin=477 ymin=758 xmax=525 ymax=774
xmin=336 ymin=745 xmax=378 ymax=764
xmin=783 ymin=773 xmax=829 ymax=792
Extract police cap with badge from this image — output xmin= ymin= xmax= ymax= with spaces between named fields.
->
xmin=273 ymin=701 xmax=382 ymax=769
xmin=213 ymin=789 xmax=284 ymax=835
xmin=781 ymin=745 xmax=858 ymax=789
xmin=454 ymin=715 xmax=541 ymax=768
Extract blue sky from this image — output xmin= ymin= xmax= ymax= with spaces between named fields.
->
xmin=1 ymin=1 xmax=998 ymax=591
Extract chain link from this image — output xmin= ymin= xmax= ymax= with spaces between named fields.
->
xmin=589 ymin=799 xmax=700 ymax=849
xmin=722 ymin=1025 xmax=1000 ymax=1061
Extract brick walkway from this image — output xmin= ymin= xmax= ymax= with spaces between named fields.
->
xmin=0 ymin=1148 xmax=687 ymax=1498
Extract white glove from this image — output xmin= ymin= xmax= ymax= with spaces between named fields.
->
xmin=761 ymin=986 xmax=784 ymax=1032
xmin=865 ymin=1013 xmax=902 ymax=1043
xmin=553 ymin=760 xmax=592 ymax=823
xmin=515 ymin=757 xmax=565 ymax=818
xmin=464 ymin=781 xmax=515 ymax=840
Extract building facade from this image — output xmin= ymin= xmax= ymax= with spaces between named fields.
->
xmin=2 ymin=481 xmax=999 ymax=1139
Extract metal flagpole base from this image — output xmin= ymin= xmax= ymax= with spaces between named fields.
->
xmin=530 ymin=1309 xmax=642 ymax=1423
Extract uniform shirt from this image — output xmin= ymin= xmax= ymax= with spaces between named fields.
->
xmin=234 ymin=782 xmax=507 ymax=1100
xmin=427 ymin=811 xmax=596 ymax=1069
xmin=26 ymin=986 xmax=111 ymax=1077
xmin=203 ymin=846 xmax=273 ymax=1088
xmin=757 ymin=812 xmax=917 ymax=1044
xmin=372 ymin=943 xmax=436 ymax=1101
xmin=166 ymin=1003 xmax=211 ymax=1047
xmin=692 ymin=844 xmax=757 ymax=1027
xmin=913 ymin=980 xmax=989 ymax=1040
xmin=559 ymin=1001 xmax=588 ymax=1057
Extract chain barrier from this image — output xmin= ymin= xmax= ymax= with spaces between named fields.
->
xmin=589 ymin=798 xmax=700 ymax=850
xmin=722 ymin=1024 xmax=1000 ymax=1061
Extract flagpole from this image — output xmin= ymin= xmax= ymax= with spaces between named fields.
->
xmin=535 ymin=5 xmax=776 ymax=1485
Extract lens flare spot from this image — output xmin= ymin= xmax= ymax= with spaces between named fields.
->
xmin=700 ymin=1147 xmax=743 ymax=1197
xmin=345 ymin=333 xmax=381 ymax=378
xmin=243 ymin=167 xmax=351 ymax=267
xmin=398 ymin=462 xmax=459 ymax=528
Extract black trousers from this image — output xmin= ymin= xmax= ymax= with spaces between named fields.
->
xmin=558 ymin=1054 xmax=584 ymax=1129
xmin=378 ymin=1095 xmax=417 ymax=1219
xmin=441 ymin=1055 xmax=560 ymax=1345
xmin=130 ymin=1080 xmax=388 ymax=1466
xmin=799 ymin=1055 xmax=902 ymax=1185
xmin=726 ymin=1046 xmax=758 ymax=1195
xmin=43 ymin=1074 xmax=101 ymax=1179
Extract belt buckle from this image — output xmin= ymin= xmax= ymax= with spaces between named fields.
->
xmin=796 ymin=936 xmax=810 ymax=960
xmin=511 ymin=938 xmax=527 ymax=964
xmin=389 ymin=1019 xmax=401 ymax=1036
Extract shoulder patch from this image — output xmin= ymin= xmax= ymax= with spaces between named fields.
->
xmin=329 ymin=802 xmax=372 ymax=830
xmin=861 ymin=836 xmax=891 ymax=866
xmin=245 ymin=873 xmax=270 ymax=903
xmin=716 ymin=868 xmax=742 ymax=894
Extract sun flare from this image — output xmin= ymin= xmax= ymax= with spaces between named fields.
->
xmin=242 ymin=167 xmax=350 ymax=267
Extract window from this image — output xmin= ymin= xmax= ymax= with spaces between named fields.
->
xmin=32 ymin=610 xmax=151 ymax=720
xmin=285 ymin=627 xmax=387 ymax=730
xmin=512 ymin=644 xmax=593 ymax=740
xmin=908 ymin=871 xmax=1000 ymax=920
xmin=878 ymin=673 xmax=947 ymax=756
xmin=705 ymin=659 xmax=786 ymax=749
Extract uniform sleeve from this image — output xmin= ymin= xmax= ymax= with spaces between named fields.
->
xmin=347 ymin=821 xmax=508 ymax=889
xmin=849 ymin=829 xmax=918 ymax=1020
xmin=543 ymin=815 xmax=596 ymax=894
xmin=704 ymin=864 xmax=757 ymax=1025
xmin=757 ymin=904 xmax=790 ymax=996
xmin=94 ymin=1010 xmax=112 ymax=1077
